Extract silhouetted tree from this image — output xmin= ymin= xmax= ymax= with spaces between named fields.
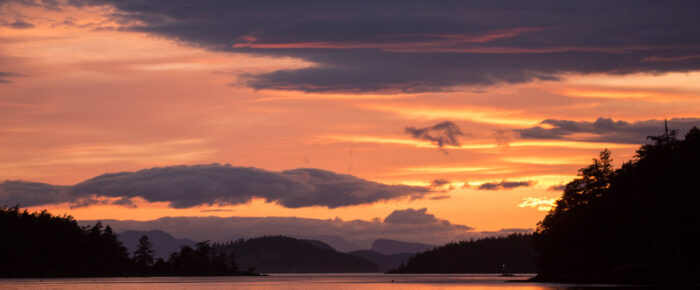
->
xmin=534 ymin=126 xmax=700 ymax=283
xmin=132 ymin=235 xmax=155 ymax=275
xmin=151 ymin=258 xmax=170 ymax=276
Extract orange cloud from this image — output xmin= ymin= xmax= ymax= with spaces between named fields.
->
xmin=232 ymin=27 xmax=543 ymax=50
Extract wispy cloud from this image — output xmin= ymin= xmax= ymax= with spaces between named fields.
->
xmin=317 ymin=135 xmax=637 ymax=150
xmin=0 ymin=71 xmax=23 ymax=83
xmin=405 ymin=121 xmax=464 ymax=150
xmin=7 ymin=19 xmax=34 ymax=29
xmin=477 ymin=180 xmax=534 ymax=191
xmin=518 ymin=197 xmax=557 ymax=211
xmin=199 ymin=209 xmax=234 ymax=213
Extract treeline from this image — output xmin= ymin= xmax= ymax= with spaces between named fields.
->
xmin=534 ymin=127 xmax=700 ymax=283
xmin=0 ymin=206 xmax=255 ymax=277
xmin=389 ymin=233 xmax=535 ymax=273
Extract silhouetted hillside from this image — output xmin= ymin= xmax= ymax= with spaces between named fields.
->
xmin=534 ymin=127 xmax=700 ymax=283
xmin=214 ymin=236 xmax=379 ymax=273
xmin=371 ymin=239 xmax=434 ymax=255
xmin=390 ymin=233 xmax=536 ymax=273
xmin=348 ymin=250 xmax=414 ymax=272
xmin=294 ymin=235 xmax=361 ymax=252
xmin=301 ymin=239 xmax=336 ymax=251
xmin=118 ymin=230 xmax=196 ymax=260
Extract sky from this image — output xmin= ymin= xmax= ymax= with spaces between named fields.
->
xmin=2 ymin=0 xmax=700 ymax=247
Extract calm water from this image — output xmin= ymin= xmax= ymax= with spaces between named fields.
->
xmin=0 ymin=274 xmax=666 ymax=289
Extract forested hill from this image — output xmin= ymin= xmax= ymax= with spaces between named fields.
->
xmin=0 ymin=206 xmax=251 ymax=277
xmin=389 ymin=233 xmax=535 ymax=273
xmin=534 ymin=127 xmax=700 ymax=284
xmin=213 ymin=236 xmax=380 ymax=273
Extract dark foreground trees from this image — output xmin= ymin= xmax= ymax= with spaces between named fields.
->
xmin=132 ymin=235 xmax=155 ymax=274
xmin=0 ymin=206 xmax=255 ymax=277
xmin=389 ymin=233 xmax=535 ymax=273
xmin=534 ymin=127 xmax=700 ymax=283
xmin=0 ymin=207 xmax=130 ymax=277
xmin=154 ymin=241 xmax=244 ymax=276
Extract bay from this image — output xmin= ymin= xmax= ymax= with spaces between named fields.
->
xmin=0 ymin=273 xmax=659 ymax=289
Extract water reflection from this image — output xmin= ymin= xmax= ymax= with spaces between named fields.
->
xmin=0 ymin=274 xmax=662 ymax=289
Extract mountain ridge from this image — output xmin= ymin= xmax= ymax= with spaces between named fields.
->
xmin=118 ymin=230 xmax=196 ymax=260
xmin=371 ymin=239 xmax=434 ymax=255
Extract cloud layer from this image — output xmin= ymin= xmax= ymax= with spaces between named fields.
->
xmin=14 ymin=0 xmax=690 ymax=92
xmin=8 ymin=19 xmax=34 ymax=29
xmin=1 ymin=164 xmax=430 ymax=208
xmin=476 ymin=180 xmax=534 ymax=191
xmin=517 ymin=118 xmax=700 ymax=144
xmin=79 ymin=208 xmax=527 ymax=249
xmin=0 ymin=71 xmax=21 ymax=83
xmin=383 ymin=208 xmax=442 ymax=225
xmin=0 ymin=180 xmax=67 ymax=206
xmin=405 ymin=121 xmax=464 ymax=148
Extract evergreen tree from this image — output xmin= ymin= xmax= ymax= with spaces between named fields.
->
xmin=133 ymin=235 xmax=155 ymax=274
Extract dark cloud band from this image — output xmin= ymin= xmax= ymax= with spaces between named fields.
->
xmin=476 ymin=180 xmax=534 ymax=191
xmin=1 ymin=164 xmax=430 ymax=208
xmin=517 ymin=118 xmax=700 ymax=144
xmin=17 ymin=0 xmax=696 ymax=92
xmin=0 ymin=71 xmax=22 ymax=83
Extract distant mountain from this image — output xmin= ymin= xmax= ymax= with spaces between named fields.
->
xmin=213 ymin=236 xmax=379 ymax=273
xmin=301 ymin=239 xmax=336 ymax=251
xmin=390 ymin=233 xmax=536 ymax=273
xmin=118 ymin=230 xmax=196 ymax=260
xmin=293 ymin=235 xmax=361 ymax=252
xmin=371 ymin=239 xmax=434 ymax=255
xmin=348 ymin=250 xmax=414 ymax=272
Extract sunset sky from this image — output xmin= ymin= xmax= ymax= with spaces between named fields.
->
xmin=2 ymin=1 xmax=700 ymax=248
